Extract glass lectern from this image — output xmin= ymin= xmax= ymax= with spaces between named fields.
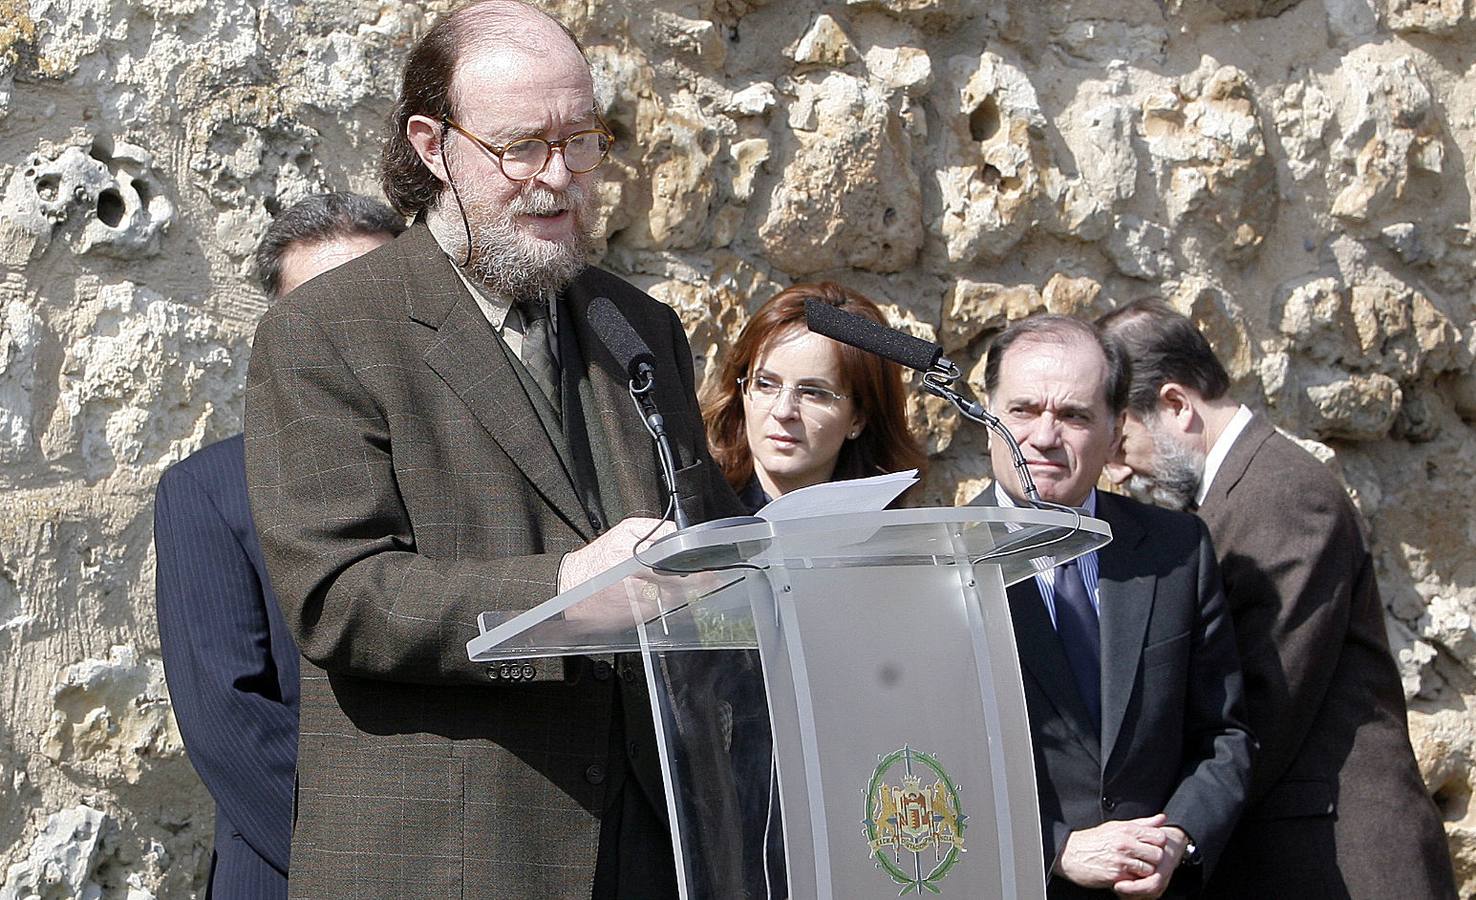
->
xmin=468 ymin=507 xmax=1111 ymax=899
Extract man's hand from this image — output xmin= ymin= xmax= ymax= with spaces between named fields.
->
xmin=558 ymin=517 xmax=675 ymax=593
xmin=1054 ymin=814 xmax=1171 ymax=890
xmin=1112 ymin=825 xmax=1188 ymax=898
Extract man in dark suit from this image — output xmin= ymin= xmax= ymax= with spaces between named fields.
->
xmin=243 ymin=3 xmax=744 ymax=898
xmin=1098 ymin=299 xmax=1456 ymax=899
xmin=979 ymin=315 xmax=1252 ymax=898
xmin=154 ymin=192 xmax=404 ymax=899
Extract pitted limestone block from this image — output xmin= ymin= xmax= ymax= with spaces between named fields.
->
xmin=28 ymin=0 xmax=121 ymax=80
xmin=0 ymin=296 xmax=42 ymax=464
xmin=1042 ymin=274 xmax=1104 ymax=318
xmin=41 ymin=281 xmax=235 ymax=477
xmin=1420 ymin=595 xmax=1476 ymax=663
xmin=725 ymin=82 xmax=778 ymax=117
xmin=1139 ymin=60 xmax=1275 ymax=261
xmin=1 ymin=141 xmax=172 ymax=260
xmin=45 ymin=646 xmax=182 ymax=784
xmin=1329 ymin=53 xmax=1444 ymax=224
xmin=757 ymin=71 xmax=922 ymax=275
xmin=286 ymin=30 xmax=386 ymax=111
xmin=1106 ymin=215 xmax=1173 ymax=279
xmin=1054 ymin=80 xmax=1136 ymax=237
xmin=1349 ymin=283 xmax=1467 ymax=378
xmin=659 ymin=11 xmax=729 ymax=68
xmin=1274 ymin=275 xmax=1360 ymax=366
xmin=622 ymin=90 xmax=722 ymax=251
xmin=938 ymin=50 xmax=1050 ymax=262
xmin=863 ymin=45 xmax=932 ymax=97
xmin=0 ymin=804 xmax=110 ymax=900
xmin=941 ymin=280 xmax=1042 ymax=354
xmin=1274 ymin=364 xmax=1402 ymax=440
xmin=729 ymin=138 xmax=770 ymax=202
xmin=789 ymin=14 xmax=858 ymax=68
xmin=1380 ymin=0 xmax=1476 ymax=34
xmin=1272 ymin=80 xmax=1336 ymax=182
xmin=187 ymin=100 xmax=323 ymax=216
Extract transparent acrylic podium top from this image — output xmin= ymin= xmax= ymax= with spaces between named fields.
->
xmin=467 ymin=506 xmax=1111 ymax=662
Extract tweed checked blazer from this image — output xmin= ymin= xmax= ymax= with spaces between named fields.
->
xmin=1003 ymin=491 xmax=1253 ymax=898
xmin=1198 ymin=416 xmax=1456 ymax=899
xmin=154 ymin=434 xmax=298 ymax=900
xmin=244 ymin=222 xmax=742 ymax=899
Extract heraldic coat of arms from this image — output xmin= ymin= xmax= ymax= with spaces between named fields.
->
xmin=862 ymin=745 xmax=967 ymax=894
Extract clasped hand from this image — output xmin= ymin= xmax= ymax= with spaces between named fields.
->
xmin=1055 ymin=814 xmax=1188 ymax=898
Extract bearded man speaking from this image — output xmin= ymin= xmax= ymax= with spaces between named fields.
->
xmin=243 ymin=3 xmax=743 ymax=898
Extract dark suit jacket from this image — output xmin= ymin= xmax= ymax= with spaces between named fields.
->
xmin=243 ymin=222 xmax=742 ymax=899
xmin=1198 ymin=415 xmax=1456 ymax=899
xmin=154 ymin=434 xmax=299 ymax=900
xmin=1006 ymin=491 xmax=1252 ymax=898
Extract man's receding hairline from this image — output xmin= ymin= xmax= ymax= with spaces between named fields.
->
xmin=991 ymin=329 xmax=1114 ymax=406
xmin=443 ymin=1 xmax=590 ymax=97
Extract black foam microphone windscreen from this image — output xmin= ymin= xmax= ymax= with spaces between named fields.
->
xmin=804 ymin=298 xmax=944 ymax=372
xmin=587 ymin=295 xmax=658 ymax=382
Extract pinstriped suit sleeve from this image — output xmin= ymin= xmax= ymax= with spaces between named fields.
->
xmin=245 ymin=305 xmax=565 ymax=685
xmin=154 ymin=462 xmax=296 ymax=876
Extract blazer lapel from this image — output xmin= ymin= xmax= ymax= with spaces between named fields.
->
xmin=1008 ymin=578 xmax=1102 ymax=766
xmin=1095 ymin=495 xmax=1154 ymax=770
xmin=409 ymin=232 xmax=591 ymax=541
xmin=563 ymin=284 xmax=666 ymax=518
xmin=1199 ymin=414 xmax=1274 ymax=511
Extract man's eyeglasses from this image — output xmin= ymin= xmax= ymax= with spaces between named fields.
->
xmin=443 ymin=118 xmax=614 ymax=181
xmin=738 ymin=375 xmax=848 ymax=413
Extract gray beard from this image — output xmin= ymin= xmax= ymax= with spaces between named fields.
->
xmin=433 ymin=180 xmax=595 ymax=304
xmin=1123 ymin=424 xmax=1204 ymax=512
xmin=470 ymin=186 xmax=592 ymax=302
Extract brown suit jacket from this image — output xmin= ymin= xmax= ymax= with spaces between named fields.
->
xmin=244 ymin=223 xmax=742 ymax=899
xmin=1199 ymin=415 xmax=1455 ymax=899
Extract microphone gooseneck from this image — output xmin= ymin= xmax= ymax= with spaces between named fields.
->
xmin=802 ymin=298 xmax=1042 ymax=504
xmin=587 ymin=296 xmax=691 ymax=529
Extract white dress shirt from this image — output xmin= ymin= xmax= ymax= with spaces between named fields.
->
xmin=1195 ymin=404 xmax=1254 ymax=508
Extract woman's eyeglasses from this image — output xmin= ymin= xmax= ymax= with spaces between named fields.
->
xmin=739 ymin=375 xmax=847 ymax=413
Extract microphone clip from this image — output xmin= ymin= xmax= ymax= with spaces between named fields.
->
xmin=919 ymin=374 xmax=1042 ymax=505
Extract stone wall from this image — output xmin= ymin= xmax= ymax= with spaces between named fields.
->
xmin=3 ymin=0 xmax=1475 ymax=895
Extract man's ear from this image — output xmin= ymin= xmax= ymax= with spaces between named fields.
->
xmin=1158 ymin=382 xmax=1196 ymax=433
xmin=406 ymin=115 xmax=450 ymax=185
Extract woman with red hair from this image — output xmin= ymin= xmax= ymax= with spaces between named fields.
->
xmin=701 ymin=282 xmax=927 ymax=511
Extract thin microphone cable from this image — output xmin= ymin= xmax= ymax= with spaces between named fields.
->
xmin=440 ymin=120 xmax=475 ymax=269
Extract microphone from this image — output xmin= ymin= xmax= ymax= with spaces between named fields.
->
xmin=802 ymin=298 xmax=1041 ymax=503
xmin=587 ymin=295 xmax=658 ymax=388
xmin=804 ymin=298 xmax=949 ymax=373
xmin=587 ymin=296 xmax=690 ymax=528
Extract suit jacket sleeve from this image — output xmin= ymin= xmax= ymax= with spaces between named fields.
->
xmin=244 ymin=306 xmax=565 ymax=685
xmin=154 ymin=465 xmax=296 ymax=875
xmin=1211 ymin=466 xmax=1363 ymax=802
xmin=1162 ymin=519 xmax=1253 ymax=874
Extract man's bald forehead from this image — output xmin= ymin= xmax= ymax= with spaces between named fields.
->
xmin=452 ymin=0 xmax=587 ymax=62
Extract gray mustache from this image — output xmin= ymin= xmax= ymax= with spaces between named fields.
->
xmin=510 ymin=188 xmax=584 ymax=216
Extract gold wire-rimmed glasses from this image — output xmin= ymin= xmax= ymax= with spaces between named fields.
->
xmin=442 ymin=117 xmax=614 ymax=181
xmin=738 ymin=374 xmax=848 ymax=413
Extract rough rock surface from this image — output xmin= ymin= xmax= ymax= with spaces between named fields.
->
xmin=4 ymin=0 xmax=1476 ymax=895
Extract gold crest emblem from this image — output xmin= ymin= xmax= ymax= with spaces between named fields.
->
xmin=863 ymin=745 xmax=966 ymax=894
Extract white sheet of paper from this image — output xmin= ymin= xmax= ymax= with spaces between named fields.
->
xmin=756 ymin=470 xmax=919 ymax=521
